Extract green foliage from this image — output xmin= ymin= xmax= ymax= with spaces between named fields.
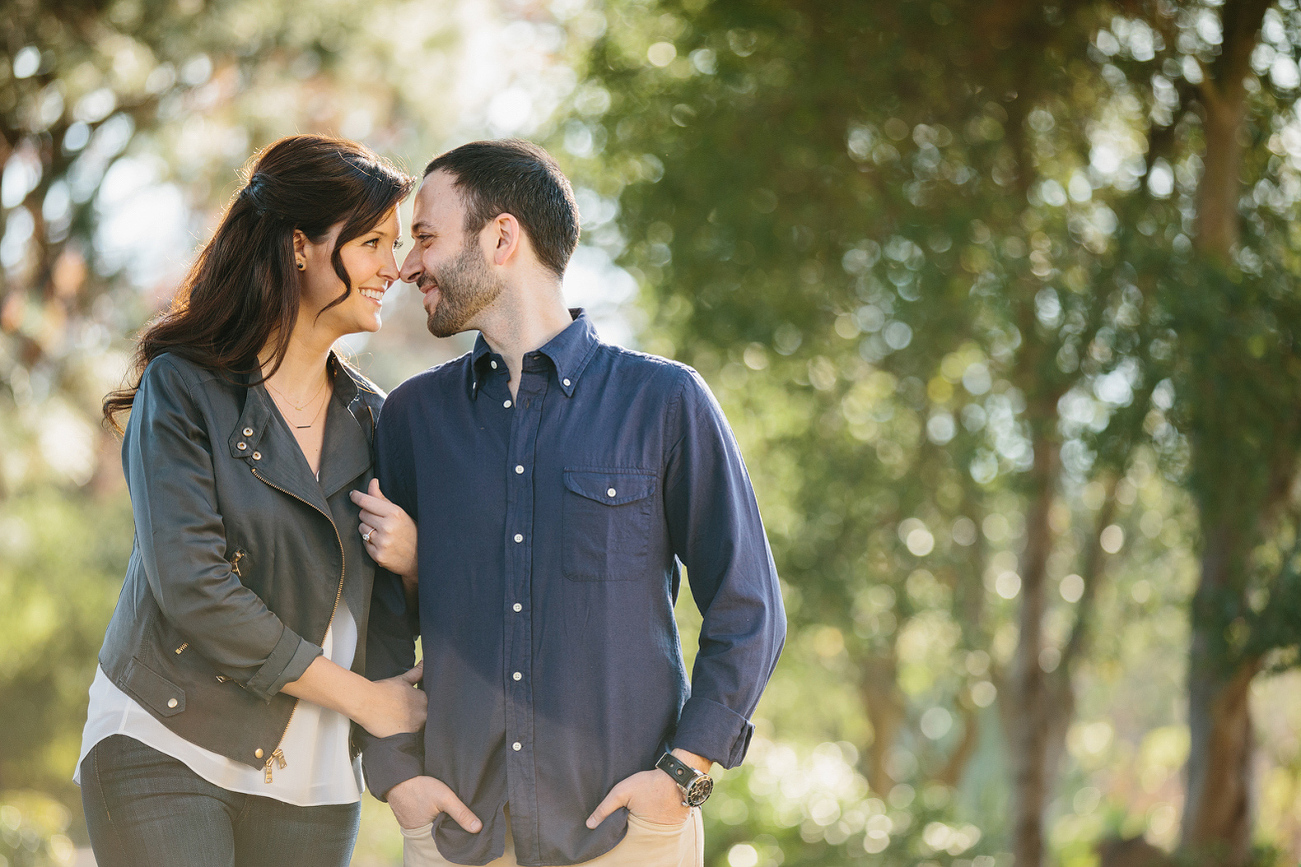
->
xmin=0 ymin=791 xmax=78 ymax=867
xmin=0 ymin=491 xmax=131 ymax=796
xmin=562 ymin=0 xmax=1301 ymax=862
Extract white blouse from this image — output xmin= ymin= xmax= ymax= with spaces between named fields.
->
xmin=75 ymin=600 xmax=363 ymax=807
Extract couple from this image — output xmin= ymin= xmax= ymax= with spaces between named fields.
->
xmin=77 ymin=135 xmax=786 ymax=867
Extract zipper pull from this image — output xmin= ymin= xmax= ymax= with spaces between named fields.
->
xmin=262 ymin=749 xmax=287 ymax=783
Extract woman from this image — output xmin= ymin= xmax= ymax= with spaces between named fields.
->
xmin=80 ymin=135 xmax=421 ymax=867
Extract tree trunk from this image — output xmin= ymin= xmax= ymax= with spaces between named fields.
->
xmin=1007 ymin=432 xmax=1060 ymax=867
xmin=1178 ymin=2 xmax=1273 ymax=861
xmin=860 ymin=654 xmax=908 ymax=796
xmin=1180 ymin=524 xmax=1262 ymax=867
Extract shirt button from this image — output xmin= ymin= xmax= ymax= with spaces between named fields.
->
xmin=255 ymin=748 xmax=264 ymax=759
xmin=512 ymin=742 xmax=522 ymax=751
xmin=513 ymin=671 xmax=522 ymax=681
xmin=514 ymin=533 xmax=523 ymax=543
xmin=504 ymin=400 xmax=512 ymax=408
xmin=491 ymin=360 xmax=498 ymax=369
xmin=515 ymin=465 xmax=524 ymax=474
xmin=513 ymin=603 xmax=522 ymax=612
xmin=607 ymin=488 xmax=617 ymax=498
xmin=563 ymin=378 xmax=571 ymax=387
xmin=243 ymin=427 xmax=253 ymax=437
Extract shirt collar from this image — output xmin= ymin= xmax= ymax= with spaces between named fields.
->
xmin=470 ymin=309 xmax=599 ymax=399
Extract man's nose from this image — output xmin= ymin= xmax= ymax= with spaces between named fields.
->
xmin=399 ymin=246 xmax=421 ymax=284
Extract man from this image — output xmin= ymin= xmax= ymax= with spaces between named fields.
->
xmin=355 ymin=139 xmax=785 ymax=867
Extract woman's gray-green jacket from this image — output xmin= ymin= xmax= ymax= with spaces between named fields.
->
xmin=96 ymin=351 xmax=390 ymax=773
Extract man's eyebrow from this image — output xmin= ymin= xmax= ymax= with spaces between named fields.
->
xmin=411 ymin=221 xmax=436 ymax=234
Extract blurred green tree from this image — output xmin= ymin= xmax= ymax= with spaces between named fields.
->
xmin=561 ymin=0 xmax=1301 ymax=865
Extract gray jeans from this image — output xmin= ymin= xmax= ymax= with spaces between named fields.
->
xmin=80 ymin=735 xmax=361 ymax=867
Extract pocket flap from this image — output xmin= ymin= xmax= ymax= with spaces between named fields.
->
xmin=563 ymin=469 xmax=656 ymax=506
xmin=125 ymin=659 xmax=187 ymax=717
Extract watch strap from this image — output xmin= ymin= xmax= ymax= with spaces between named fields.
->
xmin=656 ymin=752 xmax=701 ymax=788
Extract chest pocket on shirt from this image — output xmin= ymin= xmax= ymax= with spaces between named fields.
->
xmin=562 ymin=468 xmax=657 ymax=581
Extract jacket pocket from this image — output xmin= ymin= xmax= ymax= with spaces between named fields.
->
xmin=124 ymin=658 xmax=187 ymax=717
xmin=562 ymin=468 xmax=657 ymax=581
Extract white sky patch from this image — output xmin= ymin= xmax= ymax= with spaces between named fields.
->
xmin=563 ymin=244 xmax=638 ymax=347
xmin=94 ymin=156 xmax=188 ymax=286
xmin=38 ymin=400 xmax=98 ymax=485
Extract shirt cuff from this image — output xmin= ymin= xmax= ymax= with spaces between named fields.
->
xmin=361 ymin=732 xmax=426 ymax=801
xmin=673 ymin=696 xmax=754 ymax=769
xmin=243 ymin=626 xmax=322 ymax=702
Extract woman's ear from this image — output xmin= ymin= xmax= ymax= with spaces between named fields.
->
xmin=292 ymin=229 xmax=309 ymax=271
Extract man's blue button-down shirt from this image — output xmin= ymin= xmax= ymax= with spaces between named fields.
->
xmin=362 ymin=311 xmax=785 ymax=867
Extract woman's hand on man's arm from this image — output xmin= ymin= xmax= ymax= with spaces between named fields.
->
xmin=281 ymin=656 xmax=425 ymax=738
xmin=352 ymin=479 xmax=418 ymax=600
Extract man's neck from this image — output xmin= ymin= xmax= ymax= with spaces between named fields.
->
xmin=475 ymin=284 xmax=574 ymax=399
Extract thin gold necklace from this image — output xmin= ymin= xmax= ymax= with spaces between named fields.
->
xmin=270 ymin=387 xmax=330 ymax=430
xmin=266 ymin=374 xmax=329 ymax=412
xmin=266 ymin=375 xmax=331 ymax=430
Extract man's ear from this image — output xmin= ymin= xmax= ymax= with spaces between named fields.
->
xmin=489 ymin=213 xmax=523 ymax=266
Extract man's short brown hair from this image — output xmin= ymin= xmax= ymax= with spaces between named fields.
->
xmin=425 ymin=139 xmax=580 ymax=279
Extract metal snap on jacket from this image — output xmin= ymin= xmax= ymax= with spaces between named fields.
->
xmin=607 ymin=488 xmax=617 ymax=497
xmin=243 ymin=427 xmax=253 ymax=437
xmin=167 ymin=698 xmax=178 ymax=709
xmin=237 ymin=442 xmax=247 ymax=450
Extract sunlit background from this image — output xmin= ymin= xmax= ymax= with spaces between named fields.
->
xmin=6 ymin=1 xmax=1301 ymax=866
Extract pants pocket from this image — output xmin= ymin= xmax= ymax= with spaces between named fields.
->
xmin=627 ymin=812 xmax=691 ymax=833
xmin=401 ymin=823 xmax=445 ymax=867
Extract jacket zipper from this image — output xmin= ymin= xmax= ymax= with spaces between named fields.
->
xmin=250 ymin=466 xmax=348 ymax=784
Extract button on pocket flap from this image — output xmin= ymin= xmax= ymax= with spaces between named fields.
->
xmin=125 ymin=659 xmax=186 ymax=717
xmin=563 ymin=469 xmax=656 ymax=506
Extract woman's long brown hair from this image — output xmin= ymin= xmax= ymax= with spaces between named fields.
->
xmin=103 ymin=134 xmax=414 ymax=430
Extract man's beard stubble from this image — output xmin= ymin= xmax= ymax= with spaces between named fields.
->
xmin=424 ymin=241 xmax=505 ymax=338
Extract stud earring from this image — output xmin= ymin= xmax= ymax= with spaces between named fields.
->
xmin=296 ymin=261 xmax=305 ymax=271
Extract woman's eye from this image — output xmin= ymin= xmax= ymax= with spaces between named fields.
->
xmin=365 ymin=239 xmax=379 ymax=247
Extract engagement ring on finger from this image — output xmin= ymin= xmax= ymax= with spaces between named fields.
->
xmin=363 ymin=531 xmax=373 ymax=543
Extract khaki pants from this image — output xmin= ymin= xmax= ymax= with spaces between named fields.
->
xmin=400 ymin=810 xmax=704 ymax=867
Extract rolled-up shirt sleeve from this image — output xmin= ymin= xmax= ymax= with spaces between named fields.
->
xmin=358 ymin=390 xmax=425 ymax=799
xmin=125 ymin=357 xmax=322 ymax=702
xmin=663 ymin=370 xmax=786 ymax=769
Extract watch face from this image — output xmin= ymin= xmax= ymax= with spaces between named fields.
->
xmin=685 ymin=775 xmax=714 ymax=807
